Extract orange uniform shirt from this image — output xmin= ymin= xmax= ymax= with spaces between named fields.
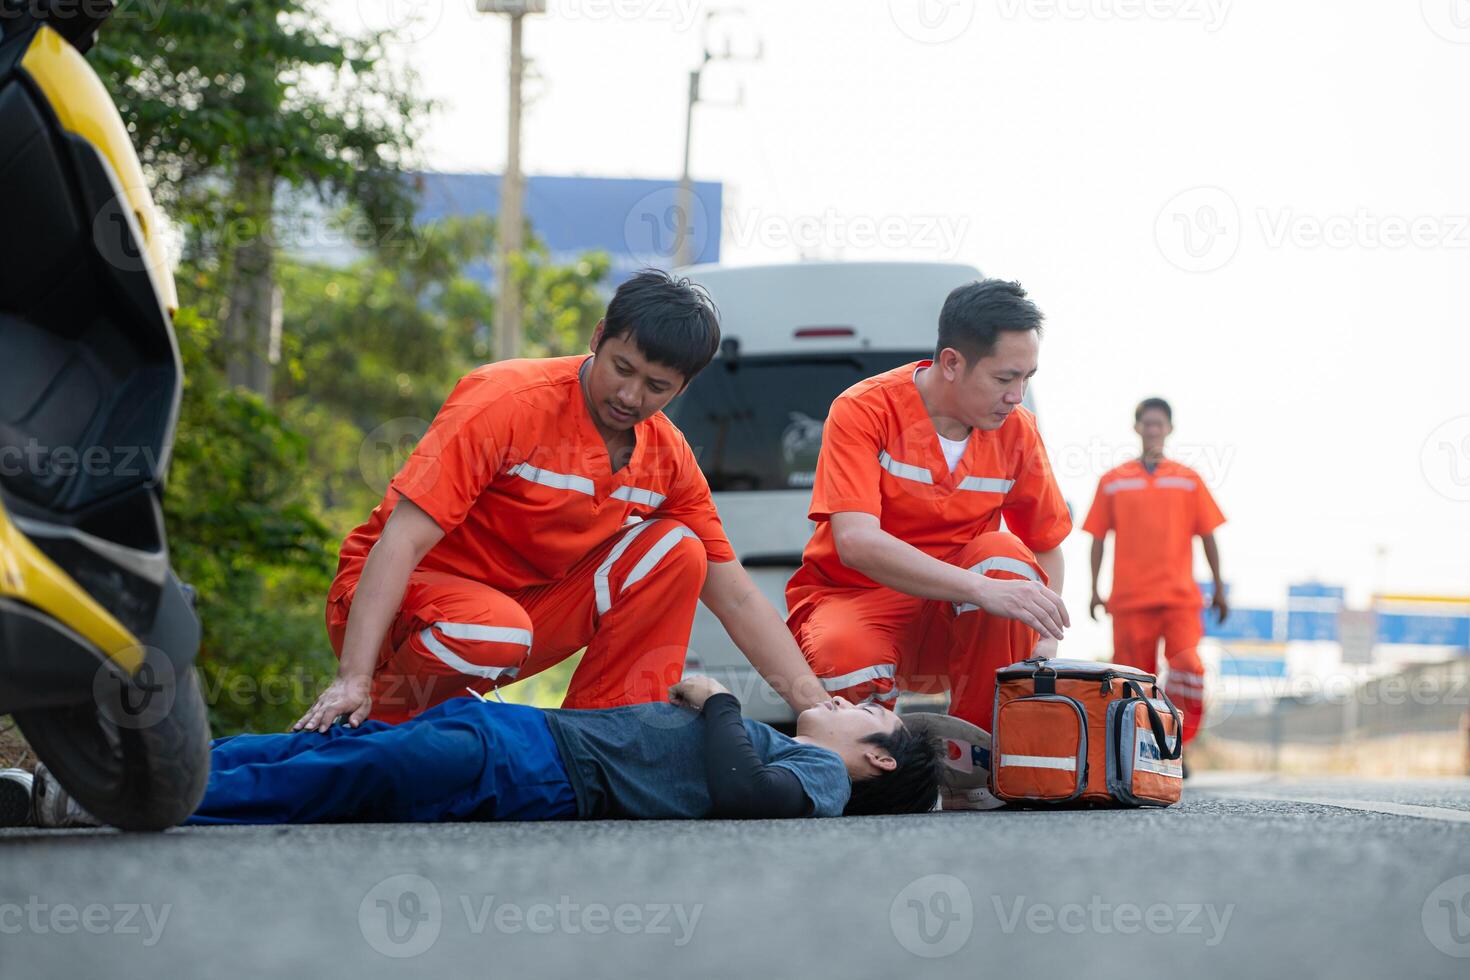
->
xmin=329 ymin=355 xmax=735 ymax=602
xmin=1081 ymin=458 xmax=1225 ymax=613
xmin=787 ymin=360 xmax=1073 ymax=606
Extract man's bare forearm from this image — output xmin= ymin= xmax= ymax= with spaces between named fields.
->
xmin=839 ymin=526 xmax=989 ymax=605
xmin=1034 ymin=547 xmax=1063 ymax=594
xmin=718 ymin=586 xmax=830 ymax=712
xmin=336 ymin=535 xmax=418 ymax=678
xmin=701 ymin=560 xmax=830 ymax=713
xmin=1201 ymin=533 xmax=1223 ymax=585
xmin=1090 ymin=537 xmax=1105 ymax=595
xmin=337 ymin=501 xmax=444 ymax=679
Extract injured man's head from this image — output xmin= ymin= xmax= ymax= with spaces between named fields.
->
xmin=796 ymin=698 xmax=944 ymax=815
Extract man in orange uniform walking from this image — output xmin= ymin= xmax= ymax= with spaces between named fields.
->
xmin=294 ymin=270 xmax=830 ymax=729
xmin=1083 ymin=398 xmax=1228 ymax=758
xmin=786 ymin=280 xmax=1072 ymax=737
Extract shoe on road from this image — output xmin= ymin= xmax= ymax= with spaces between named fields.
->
xmin=0 ymin=768 xmax=34 ymax=827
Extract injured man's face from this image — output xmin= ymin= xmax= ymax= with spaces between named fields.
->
xmin=794 ymin=697 xmax=905 ymax=779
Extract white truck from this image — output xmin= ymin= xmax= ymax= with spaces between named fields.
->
xmin=665 ymin=260 xmax=1043 ymax=724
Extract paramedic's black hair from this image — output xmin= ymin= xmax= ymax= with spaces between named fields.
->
xmin=1135 ymin=397 xmax=1173 ymax=423
xmin=935 ymin=279 xmax=1044 ymax=367
xmin=598 ymin=268 xmax=721 ymax=383
xmin=843 ymin=727 xmax=944 ymax=816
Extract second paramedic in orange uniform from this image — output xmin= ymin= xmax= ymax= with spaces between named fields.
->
xmin=292 ymin=271 xmax=831 ymax=729
xmin=786 ymin=280 xmax=1073 ymax=735
xmin=1083 ymin=397 xmax=1228 ymax=750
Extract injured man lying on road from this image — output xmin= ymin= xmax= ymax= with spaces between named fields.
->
xmin=19 ymin=677 xmax=944 ymax=827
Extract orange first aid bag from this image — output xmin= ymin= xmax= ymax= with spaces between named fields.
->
xmin=990 ymin=657 xmax=1184 ymax=808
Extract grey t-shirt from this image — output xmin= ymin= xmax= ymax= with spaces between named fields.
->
xmin=543 ymin=701 xmax=851 ymax=819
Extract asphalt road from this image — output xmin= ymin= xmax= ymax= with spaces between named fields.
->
xmin=3 ymin=775 xmax=1469 ymax=980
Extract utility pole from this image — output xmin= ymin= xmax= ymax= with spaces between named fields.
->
xmin=676 ymin=8 xmax=762 ymax=268
xmin=478 ymin=1 xmax=544 ymax=360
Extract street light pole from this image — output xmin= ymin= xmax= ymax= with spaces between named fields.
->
xmin=675 ymin=8 xmax=761 ymax=269
xmin=675 ymin=67 xmax=700 ymax=268
xmin=478 ymin=1 xmax=544 ymax=360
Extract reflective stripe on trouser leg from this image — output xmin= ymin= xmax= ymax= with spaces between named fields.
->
xmin=820 ymin=663 xmax=898 ymax=705
xmin=417 ymin=621 xmax=531 ymax=680
xmin=953 ymin=556 xmax=1042 ymax=616
xmin=561 ymin=520 xmax=707 ymax=709
xmin=593 ymin=520 xmax=655 ymax=615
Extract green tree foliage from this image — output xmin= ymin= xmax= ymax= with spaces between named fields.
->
xmin=163 ymin=304 xmax=338 ymax=733
xmin=79 ymin=4 xmax=611 ymax=733
xmin=93 ymin=0 xmax=428 ymax=394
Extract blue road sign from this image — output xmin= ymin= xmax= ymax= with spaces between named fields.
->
xmin=1287 ymin=583 xmax=1345 ymax=642
xmin=1375 ymin=612 xmax=1470 ymax=647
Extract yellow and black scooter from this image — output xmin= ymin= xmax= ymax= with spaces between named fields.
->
xmin=0 ymin=2 xmax=209 ymax=829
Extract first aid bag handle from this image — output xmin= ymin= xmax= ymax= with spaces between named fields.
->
xmin=1121 ymin=679 xmax=1184 ymax=760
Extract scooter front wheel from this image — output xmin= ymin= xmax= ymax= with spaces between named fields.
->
xmin=15 ymin=653 xmax=210 ymax=831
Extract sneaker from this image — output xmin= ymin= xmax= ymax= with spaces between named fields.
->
xmin=903 ymin=712 xmax=994 ymax=792
xmin=0 ymin=768 xmax=35 ymax=827
xmin=904 ymin=712 xmax=1011 ymax=810
xmin=31 ymin=764 xmax=102 ymax=829
xmin=939 ymin=785 xmax=1009 ymax=811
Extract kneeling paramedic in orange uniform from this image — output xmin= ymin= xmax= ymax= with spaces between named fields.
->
xmin=1083 ymin=397 xmax=1228 ymax=753
xmin=294 ymin=271 xmax=830 ymax=729
xmin=786 ymin=279 xmax=1073 ymax=748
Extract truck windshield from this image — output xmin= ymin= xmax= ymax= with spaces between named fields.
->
xmin=663 ymin=351 xmax=929 ymax=492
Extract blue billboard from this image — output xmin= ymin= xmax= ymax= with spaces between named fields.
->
xmin=412 ymin=173 xmax=723 ymax=286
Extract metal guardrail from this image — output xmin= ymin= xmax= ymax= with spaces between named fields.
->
xmin=1206 ymin=658 xmax=1470 ymax=745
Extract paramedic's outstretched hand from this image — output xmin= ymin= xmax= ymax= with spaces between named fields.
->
xmin=292 ymin=673 xmax=373 ymax=732
xmin=669 ymin=676 xmax=730 ymax=711
xmin=974 ymin=576 xmax=1069 ymax=642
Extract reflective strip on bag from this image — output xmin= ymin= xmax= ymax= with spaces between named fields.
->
xmin=999 ymin=753 xmax=1078 ymax=772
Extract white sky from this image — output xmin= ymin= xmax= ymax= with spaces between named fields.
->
xmin=331 ymin=0 xmax=1469 ymax=647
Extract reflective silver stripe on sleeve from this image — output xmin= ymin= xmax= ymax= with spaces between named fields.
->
xmin=509 ymin=462 xmax=596 ymax=496
xmin=610 ymin=484 xmax=667 ymax=507
xmin=878 ymin=450 xmax=933 ymax=485
xmin=956 ymin=476 xmax=1015 ymax=494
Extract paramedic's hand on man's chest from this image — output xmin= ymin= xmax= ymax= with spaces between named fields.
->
xmin=668 ymin=675 xmax=730 ymax=710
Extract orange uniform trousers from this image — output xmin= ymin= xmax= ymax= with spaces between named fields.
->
xmin=1110 ymin=606 xmax=1206 ymax=745
xmin=327 ymin=518 xmax=708 ymax=724
xmin=788 ymin=531 xmax=1047 ymax=733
